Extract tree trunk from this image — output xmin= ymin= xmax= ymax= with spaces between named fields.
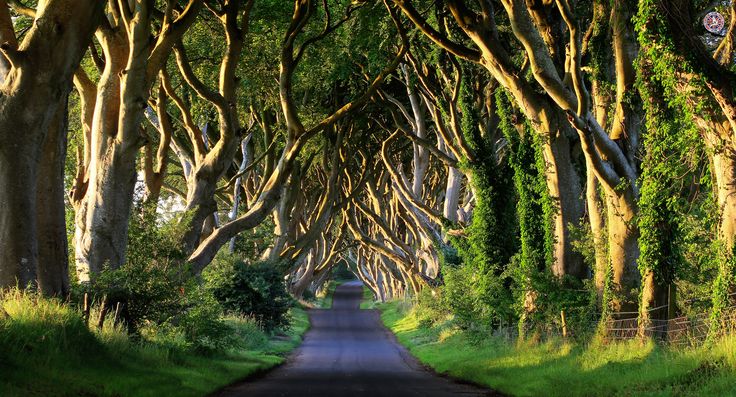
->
xmin=713 ymin=148 xmax=736 ymax=303
xmin=77 ymin=0 xmax=201 ymax=279
xmin=229 ymin=136 xmax=252 ymax=252
xmin=0 ymin=132 xmax=39 ymax=288
xmin=713 ymin=150 xmax=736 ymax=251
xmin=36 ymin=97 xmax=71 ymax=296
xmin=75 ymin=31 xmax=126 ymax=281
xmin=291 ymin=253 xmax=317 ymax=298
xmin=0 ymin=0 xmax=102 ymax=289
xmin=77 ymin=31 xmax=140 ymax=279
xmin=586 ymin=164 xmax=608 ymax=299
xmin=541 ymin=128 xmax=586 ymax=279
xmin=444 ymin=167 xmax=462 ymax=223
xmin=606 ymin=191 xmax=640 ymax=313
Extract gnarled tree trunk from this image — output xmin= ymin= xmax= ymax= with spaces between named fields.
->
xmin=0 ymin=0 xmax=102 ymax=289
xmin=36 ymin=97 xmax=71 ymax=296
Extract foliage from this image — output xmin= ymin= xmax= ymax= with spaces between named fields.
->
xmin=204 ymin=254 xmax=293 ymax=331
xmin=331 ymin=260 xmax=356 ymax=281
xmin=0 ymin=289 xmax=309 ymax=397
xmin=495 ymin=88 xmax=558 ymax=328
xmin=72 ymin=209 xmax=242 ymax=354
xmin=441 ymin=260 xmax=490 ymax=330
xmin=143 ymin=286 xmax=236 ymax=355
xmin=379 ymin=299 xmax=736 ymax=397
xmin=635 ymin=0 xmax=721 ymax=316
xmin=79 ymin=207 xmax=190 ymax=332
xmin=445 ymin=63 xmax=519 ymax=327
xmin=413 ymin=287 xmax=449 ymax=328
xmin=228 ymin=217 xmax=277 ymax=265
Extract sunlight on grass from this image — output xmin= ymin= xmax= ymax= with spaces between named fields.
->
xmin=0 ymin=289 xmax=310 ymax=397
xmin=377 ymin=300 xmax=736 ymax=397
xmin=359 ymin=286 xmax=377 ymax=309
xmin=578 ymin=339 xmax=655 ymax=371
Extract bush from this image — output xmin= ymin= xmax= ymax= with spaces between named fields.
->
xmin=205 ymin=254 xmax=293 ymax=331
xmin=85 ymin=260 xmax=186 ymax=333
xmin=442 ymin=264 xmax=485 ymax=329
xmin=75 ymin=209 xmax=239 ymax=354
xmin=74 ymin=208 xmax=190 ymax=332
xmin=144 ymin=285 xmax=237 ymax=355
xmin=413 ymin=287 xmax=448 ymax=327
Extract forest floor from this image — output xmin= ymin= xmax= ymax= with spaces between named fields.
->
xmin=0 ymin=294 xmax=321 ymax=397
xmin=376 ymin=300 xmax=736 ymax=397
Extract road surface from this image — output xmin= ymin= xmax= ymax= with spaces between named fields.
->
xmin=214 ymin=281 xmax=494 ymax=397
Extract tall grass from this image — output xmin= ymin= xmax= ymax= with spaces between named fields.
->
xmin=0 ymin=289 xmax=308 ymax=397
xmin=379 ymin=300 xmax=736 ymax=397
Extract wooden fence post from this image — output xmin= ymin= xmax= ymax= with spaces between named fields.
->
xmin=97 ymin=295 xmax=109 ymax=329
xmin=82 ymin=293 xmax=90 ymax=326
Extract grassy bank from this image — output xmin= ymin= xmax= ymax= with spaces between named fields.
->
xmin=378 ymin=300 xmax=736 ymax=397
xmin=313 ymin=280 xmax=340 ymax=309
xmin=0 ymin=290 xmax=309 ymax=397
xmin=359 ymin=286 xmax=377 ymax=309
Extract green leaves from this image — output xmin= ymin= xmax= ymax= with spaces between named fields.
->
xmin=204 ymin=255 xmax=293 ymax=331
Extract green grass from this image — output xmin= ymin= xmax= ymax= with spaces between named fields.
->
xmin=313 ymin=280 xmax=340 ymax=309
xmin=360 ymin=286 xmax=377 ymax=309
xmin=0 ymin=290 xmax=310 ymax=397
xmin=378 ymin=300 xmax=736 ymax=397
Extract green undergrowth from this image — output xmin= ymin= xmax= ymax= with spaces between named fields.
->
xmin=312 ymin=280 xmax=340 ymax=309
xmin=359 ymin=286 xmax=376 ymax=309
xmin=0 ymin=290 xmax=309 ymax=397
xmin=378 ymin=300 xmax=736 ymax=397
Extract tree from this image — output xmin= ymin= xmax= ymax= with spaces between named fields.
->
xmin=0 ymin=0 xmax=103 ymax=292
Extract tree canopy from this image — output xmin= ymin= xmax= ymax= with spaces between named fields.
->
xmin=1 ymin=0 xmax=735 ymax=340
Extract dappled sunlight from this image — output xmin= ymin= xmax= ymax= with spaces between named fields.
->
xmin=380 ymin=299 xmax=736 ymax=397
xmin=2 ymin=0 xmax=736 ymax=395
xmin=487 ymin=340 xmax=574 ymax=370
xmin=578 ymin=339 xmax=655 ymax=371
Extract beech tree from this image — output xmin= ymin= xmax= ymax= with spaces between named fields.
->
xmin=2 ymin=0 xmax=734 ymax=341
xmin=0 ymin=0 xmax=103 ymax=292
xmin=72 ymin=0 xmax=202 ymax=281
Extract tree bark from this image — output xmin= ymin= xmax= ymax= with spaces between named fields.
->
xmin=713 ymin=148 xmax=736 ymax=305
xmin=713 ymin=150 xmax=736 ymax=252
xmin=541 ymin=127 xmax=586 ymax=278
xmin=36 ymin=96 xmax=71 ymax=296
xmin=586 ymin=163 xmax=607 ymax=299
xmin=77 ymin=1 xmax=202 ymax=278
xmin=0 ymin=0 xmax=103 ymax=289
xmin=77 ymin=29 xmax=137 ymax=280
xmin=606 ymin=191 xmax=640 ymax=312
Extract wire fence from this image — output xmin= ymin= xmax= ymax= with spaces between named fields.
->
xmin=606 ymin=306 xmax=736 ymax=347
xmin=487 ymin=292 xmax=736 ymax=346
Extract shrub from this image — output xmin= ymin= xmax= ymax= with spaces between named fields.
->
xmin=74 ymin=209 xmax=240 ymax=354
xmin=414 ymin=287 xmax=448 ymax=327
xmin=171 ymin=286 xmax=236 ymax=354
xmin=442 ymin=264 xmax=485 ymax=329
xmin=76 ymin=208 xmax=190 ymax=332
xmin=205 ymin=254 xmax=293 ymax=331
xmin=85 ymin=259 xmax=186 ymax=333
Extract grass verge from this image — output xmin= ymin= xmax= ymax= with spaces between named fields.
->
xmin=359 ymin=286 xmax=376 ymax=309
xmin=378 ymin=300 xmax=736 ymax=397
xmin=313 ymin=280 xmax=340 ymax=309
xmin=0 ymin=290 xmax=309 ymax=397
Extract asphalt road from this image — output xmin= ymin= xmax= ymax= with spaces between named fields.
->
xmin=213 ymin=281 xmax=494 ymax=397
